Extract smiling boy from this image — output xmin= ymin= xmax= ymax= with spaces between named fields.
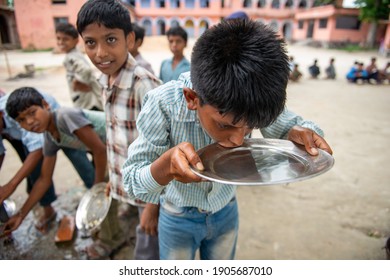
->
xmin=76 ymin=0 xmax=162 ymax=259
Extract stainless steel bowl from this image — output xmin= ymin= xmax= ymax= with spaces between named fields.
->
xmin=75 ymin=182 xmax=111 ymax=236
xmin=0 ymin=199 xmax=16 ymax=223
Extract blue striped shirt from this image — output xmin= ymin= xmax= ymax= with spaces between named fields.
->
xmin=122 ymin=72 xmax=324 ymax=213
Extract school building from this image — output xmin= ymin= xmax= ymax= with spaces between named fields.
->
xmin=0 ymin=0 xmax=389 ymax=52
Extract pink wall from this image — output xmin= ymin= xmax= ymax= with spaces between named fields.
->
xmin=12 ymin=0 xmax=385 ymax=50
xmin=13 ymin=0 xmax=135 ymax=50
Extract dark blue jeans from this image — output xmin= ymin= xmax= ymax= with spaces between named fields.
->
xmin=7 ymin=139 xmax=94 ymax=207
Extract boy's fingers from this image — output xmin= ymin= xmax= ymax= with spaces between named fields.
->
xmin=179 ymin=143 xmax=204 ymax=170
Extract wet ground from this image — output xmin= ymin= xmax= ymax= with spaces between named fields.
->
xmin=0 ymin=186 xmax=139 ymax=260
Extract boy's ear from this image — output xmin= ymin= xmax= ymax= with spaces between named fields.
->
xmin=126 ymin=31 xmax=135 ymax=51
xmin=42 ymin=99 xmax=50 ymax=110
xmin=183 ymin=88 xmax=199 ymax=110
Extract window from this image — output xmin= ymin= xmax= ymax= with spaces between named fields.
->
xmin=298 ymin=20 xmax=304 ymax=29
xmin=52 ymin=0 xmax=66 ymax=4
xmin=54 ymin=17 xmax=68 ymax=27
xmin=257 ymin=0 xmax=265 ymax=8
xmin=271 ymin=0 xmax=280 ymax=9
xmin=170 ymin=0 xmax=180 ymax=8
xmin=335 ymin=16 xmax=360 ymax=30
xmin=285 ymin=0 xmax=293 ymax=8
xmin=319 ymin=18 xmax=328 ymax=29
xmin=200 ymin=0 xmax=209 ymax=8
xmin=243 ymin=0 xmax=252 ymax=8
xmin=141 ymin=0 xmax=151 ymax=8
xmin=7 ymin=0 xmax=14 ymax=8
xmin=298 ymin=0 xmax=307 ymax=8
xmin=156 ymin=0 xmax=165 ymax=8
xmin=185 ymin=0 xmax=195 ymax=8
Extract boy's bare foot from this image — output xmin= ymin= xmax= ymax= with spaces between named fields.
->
xmin=35 ymin=206 xmax=57 ymax=233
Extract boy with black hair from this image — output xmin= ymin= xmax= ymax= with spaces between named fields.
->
xmin=55 ymin=23 xmax=103 ymax=111
xmin=122 ymin=20 xmax=333 ymax=260
xmin=3 ymin=87 xmax=107 ymax=234
xmin=308 ymin=59 xmax=320 ymax=79
xmin=0 ymin=89 xmax=94 ymax=233
xmin=129 ymin=23 xmax=155 ymax=74
xmin=159 ymin=26 xmax=190 ymax=83
xmin=77 ymin=0 xmax=162 ymax=259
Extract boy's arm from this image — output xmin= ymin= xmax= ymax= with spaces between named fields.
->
xmin=73 ymin=125 xmax=107 ymax=184
xmin=72 ymin=80 xmax=92 ymax=93
xmin=0 ymin=149 xmax=43 ymax=205
xmin=150 ymin=142 xmax=203 ymax=185
xmin=3 ymin=155 xmax=56 ymax=234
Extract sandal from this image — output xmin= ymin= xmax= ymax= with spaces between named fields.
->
xmin=35 ymin=211 xmax=57 ymax=233
xmin=85 ymin=240 xmax=115 ymax=260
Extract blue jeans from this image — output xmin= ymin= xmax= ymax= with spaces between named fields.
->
xmin=61 ymin=147 xmax=94 ymax=189
xmin=159 ymin=197 xmax=238 ymax=260
xmin=6 ymin=138 xmax=56 ymax=207
xmin=6 ymin=139 xmax=94 ymax=205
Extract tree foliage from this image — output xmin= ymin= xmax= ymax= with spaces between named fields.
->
xmin=354 ymin=0 xmax=390 ymax=23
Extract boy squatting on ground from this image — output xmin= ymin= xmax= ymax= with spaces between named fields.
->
xmin=0 ymin=89 xmax=95 ymax=232
xmin=76 ymin=0 xmax=162 ymax=259
xmin=55 ymin=23 xmax=103 ymax=111
xmin=3 ymin=87 xmax=107 ymax=235
xmin=159 ymin=26 xmax=190 ymax=84
xmin=128 ymin=23 xmax=155 ymax=75
xmin=122 ymin=20 xmax=333 ymax=260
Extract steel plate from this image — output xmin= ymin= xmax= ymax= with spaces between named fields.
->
xmin=190 ymin=138 xmax=334 ymax=186
xmin=75 ymin=182 xmax=111 ymax=235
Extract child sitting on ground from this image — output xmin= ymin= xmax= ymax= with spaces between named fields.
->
xmin=122 ymin=19 xmax=333 ymax=260
xmin=3 ymin=87 xmax=107 ymax=234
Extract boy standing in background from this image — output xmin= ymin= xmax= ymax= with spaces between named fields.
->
xmin=159 ymin=26 xmax=190 ymax=83
xmin=77 ymin=0 xmax=162 ymax=259
xmin=55 ymin=23 xmax=103 ymax=111
xmin=129 ymin=23 xmax=155 ymax=75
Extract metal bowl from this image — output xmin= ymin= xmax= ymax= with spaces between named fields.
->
xmin=75 ymin=182 xmax=111 ymax=236
xmin=0 ymin=199 xmax=16 ymax=223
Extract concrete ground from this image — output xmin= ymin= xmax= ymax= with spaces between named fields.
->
xmin=0 ymin=37 xmax=389 ymax=259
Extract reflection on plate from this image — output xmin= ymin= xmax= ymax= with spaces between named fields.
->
xmin=75 ymin=182 xmax=111 ymax=235
xmin=190 ymin=138 xmax=334 ymax=186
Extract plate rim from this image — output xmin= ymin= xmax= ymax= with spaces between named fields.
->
xmin=75 ymin=182 xmax=112 ymax=232
xmin=190 ymin=138 xmax=334 ymax=186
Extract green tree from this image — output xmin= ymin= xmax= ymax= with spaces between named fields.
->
xmin=354 ymin=0 xmax=390 ymax=48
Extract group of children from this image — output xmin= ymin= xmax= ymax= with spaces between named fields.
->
xmin=346 ymin=57 xmax=390 ymax=84
xmin=288 ymin=57 xmax=336 ymax=82
xmin=1 ymin=0 xmax=332 ymax=260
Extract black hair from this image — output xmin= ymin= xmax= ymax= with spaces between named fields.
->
xmin=132 ymin=23 xmax=145 ymax=42
xmin=166 ymin=26 xmax=188 ymax=43
xmin=76 ymin=0 xmax=132 ymax=36
xmin=190 ymin=20 xmax=288 ymax=129
xmin=55 ymin=23 xmax=78 ymax=39
xmin=6 ymin=87 xmax=45 ymax=120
